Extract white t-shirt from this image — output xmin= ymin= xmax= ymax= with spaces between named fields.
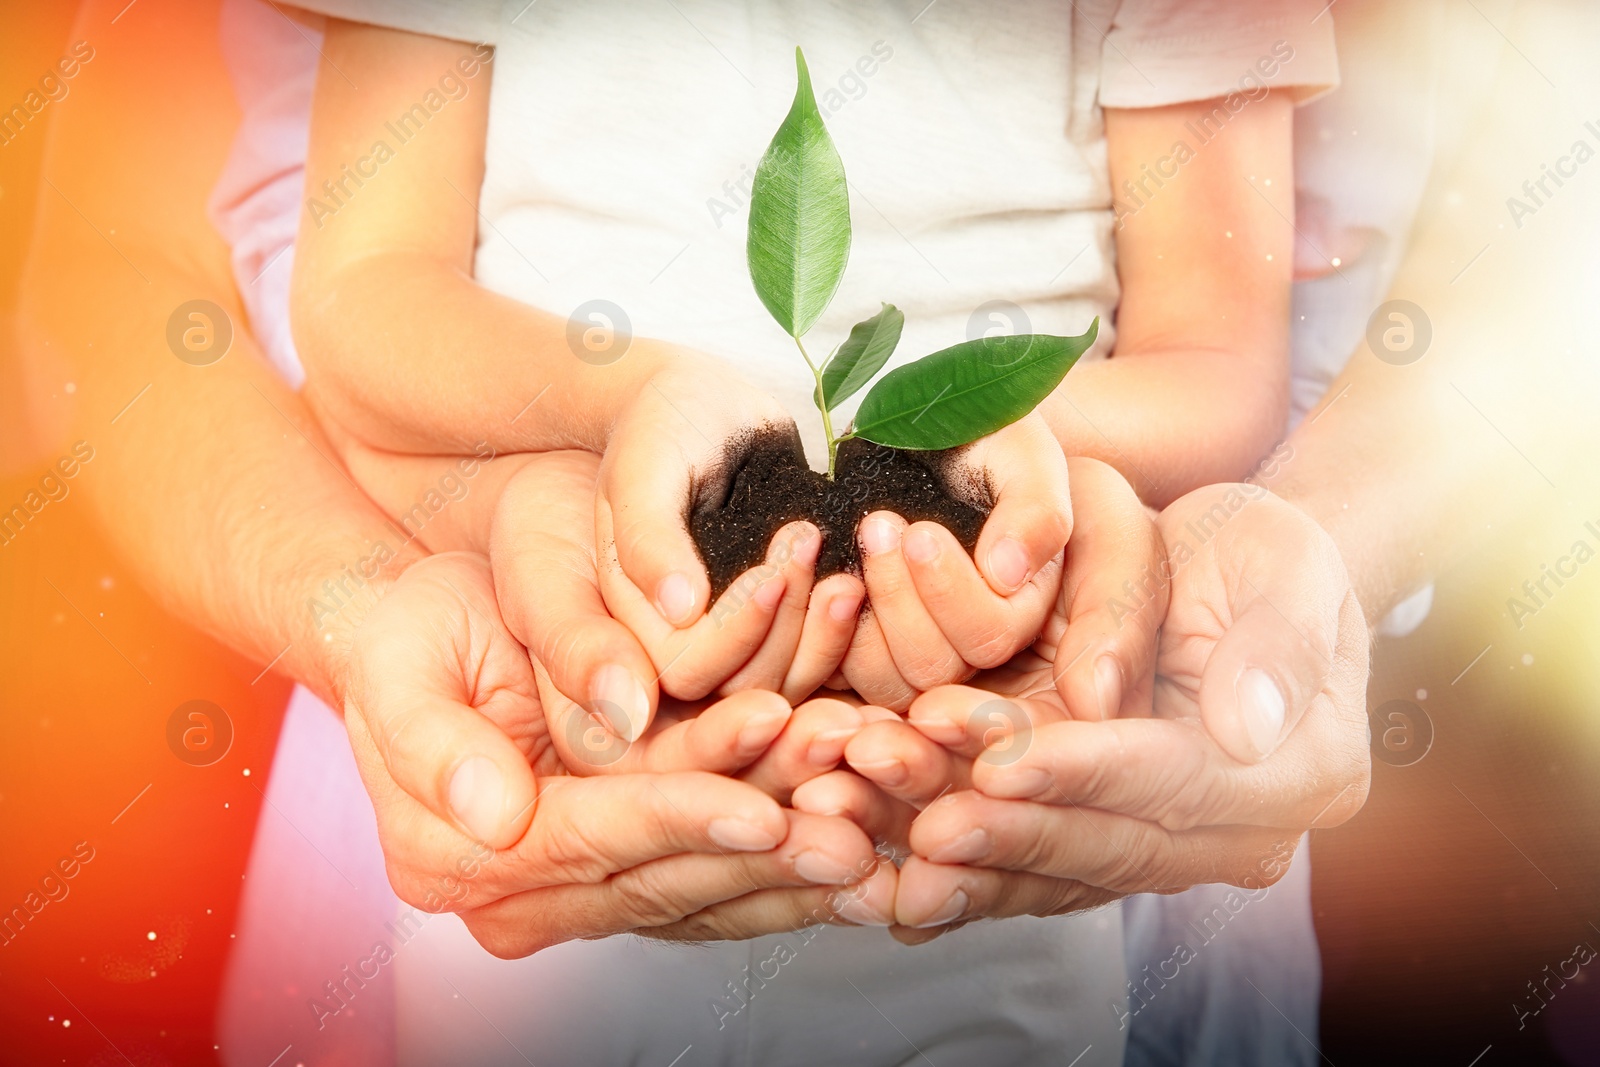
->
xmin=287 ymin=0 xmax=1337 ymax=464
xmin=213 ymin=2 xmax=1339 ymax=1064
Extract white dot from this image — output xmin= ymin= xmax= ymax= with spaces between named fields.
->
xmin=1266 ymin=254 xmax=1274 ymax=261
xmin=1522 ymin=653 xmax=1535 ymax=666
xmin=1225 ymin=230 xmax=1233 ymax=238
xmin=1331 ymin=257 xmax=1342 ymax=266
xmin=1264 ymin=178 xmax=1272 ymax=186
xmin=63 ymin=1020 xmax=71 ymax=1028
xmin=1416 ymin=689 xmax=1428 ymax=700
xmin=147 ymin=931 xmax=156 ymax=940
xmin=65 ymin=382 xmax=77 ymax=394
xmin=242 ymin=768 xmax=251 ymax=777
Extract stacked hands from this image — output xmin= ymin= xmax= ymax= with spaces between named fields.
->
xmin=331 ymin=358 xmax=1373 ymax=959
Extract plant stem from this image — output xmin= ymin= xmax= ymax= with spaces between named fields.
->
xmin=794 ymin=335 xmax=839 ymax=479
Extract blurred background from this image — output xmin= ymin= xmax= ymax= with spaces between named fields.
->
xmin=2 ymin=1 xmax=1598 ymax=1065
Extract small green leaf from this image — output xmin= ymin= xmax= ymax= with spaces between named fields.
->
xmin=819 ymin=302 xmax=903 ymax=410
xmin=851 ymin=320 xmax=1099 ymax=450
xmin=747 ymin=48 xmax=851 ymax=338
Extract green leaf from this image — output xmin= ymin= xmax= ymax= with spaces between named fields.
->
xmin=819 ymin=302 xmax=903 ymax=410
xmin=747 ymin=48 xmax=851 ymax=338
xmin=850 ymin=319 xmax=1099 ymax=450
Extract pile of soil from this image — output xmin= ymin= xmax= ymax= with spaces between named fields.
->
xmin=690 ymin=431 xmax=990 ymax=599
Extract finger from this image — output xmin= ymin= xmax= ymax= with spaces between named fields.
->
xmin=973 ymin=709 xmax=1370 ymax=832
xmin=957 ymin=415 xmax=1073 ymax=596
xmin=551 ymin=687 xmax=793 ymax=777
xmin=839 ymin=608 xmax=922 ymax=711
xmin=893 ymin=855 xmax=1119 ymax=929
xmin=902 ymin=519 xmax=1060 ymax=668
xmin=641 ymin=848 xmax=899 ymax=939
xmin=1197 ymin=567 xmax=1346 ymax=765
xmin=464 ymin=809 xmax=878 ymax=955
xmin=738 ymin=698 xmax=867 ymax=803
xmin=719 ymin=522 xmax=824 ymax=694
xmin=844 ymin=719 xmax=972 ymax=810
xmin=345 ymin=557 xmax=539 ymax=850
xmin=597 ymin=431 xmax=711 ymax=628
xmin=1051 ymin=457 xmax=1166 ymax=721
xmin=909 ymin=790 xmax=1290 ymax=894
xmin=792 ymin=769 xmax=918 ymax=853
xmin=858 ymin=511 xmax=971 ymax=691
xmin=905 ymin=684 xmax=1067 ymax=761
xmin=495 ymin=495 xmax=659 ymax=742
xmin=597 ymin=519 xmax=789 ymax=701
xmin=779 ymin=572 xmax=864 ymax=703
xmin=510 ymin=772 xmax=789 ymax=888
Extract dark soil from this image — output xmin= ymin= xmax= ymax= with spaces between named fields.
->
xmin=690 ymin=430 xmax=991 ymax=599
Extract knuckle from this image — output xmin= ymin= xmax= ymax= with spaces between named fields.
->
xmin=607 ymin=866 xmax=692 ymax=929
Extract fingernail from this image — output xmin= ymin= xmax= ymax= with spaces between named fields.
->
xmin=788 ymin=524 xmax=822 ymax=568
xmin=448 ymin=757 xmax=506 ymax=843
xmin=793 ymin=850 xmax=855 ymax=885
xmin=753 ymin=574 xmax=787 ymax=611
xmin=828 ymin=592 xmax=862 ymax=622
xmin=1238 ymin=668 xmax=1287 ymax=760
xmin=915 ymin=890 xmax=969 ymax=928
xmin=1094 ymin=656 xmax=1123 ymax=721
xmin=591 ymin=663 xmax=651 ymax=742
xmin=903 ymin=526 xmax=940 ymax=565
xmin=982 ymin=766 xmax=1051 ymax=799
xmin=807 ymin=723 xmax=862 ymax=767
xmin=987 ymin=538 xmax=1030 ymax=593
xmin=656 ymin=572 xmax=696 ymax=626
xmin=927 ymin=828 xmax=991 ymax=864
xmin=736 ymin=706 xmax=793 ymax=754
xmin=861 ymin=514 xmax=902 ymax=557
xmin=832 ymin=885 xmax=893 ymax=926
xmin=707 ymin=818 xmax=782 ymax=852
xmin=851 ymin=758 xmax=908 ymax=787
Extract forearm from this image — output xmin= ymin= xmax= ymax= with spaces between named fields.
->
xmin=1064 ymin=96 xmax=1294 ymax=507
xmin=17 ymin=0 xmax=425 ymax=707
xmin=1041 ymin=349 xmax=1284 ymax=505
xmin=298 ymin=252 xmax=680 ymax=456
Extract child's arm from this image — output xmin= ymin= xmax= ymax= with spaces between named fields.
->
xmin=1040 ymin=93 xmax=1296 ymax=507
xmin=292 ymin=20 xmax=786 ymax=458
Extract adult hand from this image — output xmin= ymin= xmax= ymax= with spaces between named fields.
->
xmin=877 ymin=484 xmax=1370 ymax=935
xmin=342 ymin=552 xmax=896 ymax=958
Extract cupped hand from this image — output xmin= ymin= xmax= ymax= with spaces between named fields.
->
xmin=341 ymin=551 xmax=896 ymax=959
xmin=873 ymin=483 xmax=1369 ymax=936
xmin=497 ymin=450 xmax=862 ymax=741
xmin=839 ymin=413 xmax=1074 ymax=709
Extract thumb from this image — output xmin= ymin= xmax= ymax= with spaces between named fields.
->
xmin=494 ymin=477 xmax=659 ymax=744
xmin=1192 ymin=511 xmax=1348 ymax=763
xmin=344 ymin=557 xmax=540 ymax=851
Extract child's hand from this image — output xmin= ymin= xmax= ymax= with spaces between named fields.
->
xmin=493 ymin=449 xmax=862 ymax=743
xmin=594 ymin=357 xmax=864 ymax=701
xmin=837 ymin=413 xmax=1072 ymax=709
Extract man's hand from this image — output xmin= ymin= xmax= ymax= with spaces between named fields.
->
xmin=342 ymin=552 xmax=896 ymax=958
xmin=839 ymin=414 xmax=1074 ymax=709
xmin=867 ymin=484 xmax=1369 ymax=936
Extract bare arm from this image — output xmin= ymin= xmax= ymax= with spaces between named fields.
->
xmin=1257 ymin=10 xmax=1598 ymax=622
xmin=1043 ymin=94 xmax=1295 ymax=506
xmin=18 ymin=0 xmax=424 ymax=705
xmin=293 ymin=20 xmax=700 ymax=457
